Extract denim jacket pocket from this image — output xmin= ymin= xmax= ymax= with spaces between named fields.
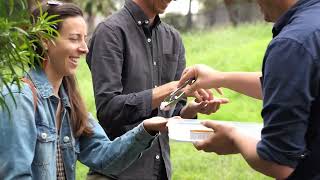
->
xmin=33 ymin=124 xmax=56 ymax=166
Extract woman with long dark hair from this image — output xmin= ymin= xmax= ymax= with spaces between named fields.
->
xmin=0 ymin=2 xmax=168 ymax=180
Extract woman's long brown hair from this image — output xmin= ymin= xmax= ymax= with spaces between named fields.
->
xmin=32 ymin=2 xmax=92 ymax=137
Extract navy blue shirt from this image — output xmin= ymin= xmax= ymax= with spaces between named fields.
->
xmin=257 ymin=0 xmax=320 ymax=169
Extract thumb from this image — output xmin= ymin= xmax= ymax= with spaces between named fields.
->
xmin=178 ymin=67 xmax=196 ymax=87
xmin=201 ymin=120 xmax=219 ymax=130
xmin=193 ymin=140 xmax=206 ymax=151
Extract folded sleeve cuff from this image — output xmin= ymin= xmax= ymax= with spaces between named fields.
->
xmin=257 ymin=140 xmax=300 ymax=168
xmin=132 ymin=123 xmax=157 ymax=146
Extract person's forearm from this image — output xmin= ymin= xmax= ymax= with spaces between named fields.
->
xmin=220 ymin=72 xmax=262 ymax=99
xmin=152 ymin=81 xmax=178 ymax=109
xmin=230 ymin=129 xmax=294 ymax=179
xmin=79 ymin=121 xmax=155 ymax=175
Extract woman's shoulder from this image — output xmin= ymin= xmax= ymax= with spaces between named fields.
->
xmin=2 ymin=82 xmax=34 ymax=102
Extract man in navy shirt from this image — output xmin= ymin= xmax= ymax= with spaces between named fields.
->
xmin=179 ymin=0 xmax=320 ymax=179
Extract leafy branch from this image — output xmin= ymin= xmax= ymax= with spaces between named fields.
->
xmin=0 ymin=0 xmax=60 ymax=114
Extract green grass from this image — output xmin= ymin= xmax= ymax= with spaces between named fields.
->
xmin=76 ymin=22 xmax=273 ymax=180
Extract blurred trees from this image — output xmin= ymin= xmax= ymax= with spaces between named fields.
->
xmin=199 ymin=0 xmax=256 ymax=26
xmin=74 ymin=0 xmax=117 ymax=35
xmin=186 ymin=0 xmax=193 ymax=29
xmin=199 ymin=0 xmax=221 ymax=26
xmin=224 ymin=0 xmax=255 ymax=26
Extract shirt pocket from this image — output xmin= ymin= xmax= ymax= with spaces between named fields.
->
xmin=33 ymin=124 xmax=56 ymax=166
xmin=161 ymin=53 xmax=179 ymax=83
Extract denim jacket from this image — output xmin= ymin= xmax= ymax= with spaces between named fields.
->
xmin=0 ymin=68 xmax=155 ymax=180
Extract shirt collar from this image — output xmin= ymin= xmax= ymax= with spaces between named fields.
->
xmin=27 ymin=67 xmax=71 ymax=108
xmin=124 ymin=0 xmax=161 ymax=27
xmin=273 ymin=0 xmax=319 ymax=37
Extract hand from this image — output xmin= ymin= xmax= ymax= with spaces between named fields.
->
xmin=143 ymin=117 xmax=168 ymax=135
xmin=192 ymin=98 xmax=229 ymax=115
xmin=185 ymin=88 xmax=213 ymax=102
xmin=193 ymin=121 xmax=239 ymax=155
xmin=184 ymin=87 xmax=222 ymax=103
xmin=180 ymin=98 xmax=229 ymax=119
xmin=179 ymin=65 xmax=224 ymax=95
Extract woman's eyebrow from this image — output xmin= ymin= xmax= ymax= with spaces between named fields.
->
xmin=69 ymin=33 xmax=81 ymax=37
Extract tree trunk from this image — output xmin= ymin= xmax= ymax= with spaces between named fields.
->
xmin=224 ymin=0 xmax=239 ymax=26
xmin=186 ymin=0 xmax=193 ymax=29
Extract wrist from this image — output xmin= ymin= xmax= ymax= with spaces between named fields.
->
xmin=169 ymin=81 xmax=179 ymax=92
xmin=142 ymin=122 xmax=158 ymax=136
xmin=227 ymin=126 xmax=241 ymax=153
xmin=180 ymin=103 xmax=197 ymax=119
xmin=215 ymin=72 xmax=226 ymax=88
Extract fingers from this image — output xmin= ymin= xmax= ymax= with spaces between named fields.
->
xmin=217 ymin=97 xmax=229 ymax=104
xmin=201 ymin=101 xmax=219 ymax=114
xmin=215 ymin=88 xmax=224 ymax=95
xmin=201 ymin=120 xmax=219 ymax=129
xmin=193 ymin=134 xmax=215 ymax=152
xmin=197 ymin=89 xmax=213 ymax=101
xmin=196 ymin=97 xmax=229 ymax=114
xmin=179 ymin=67 xmax=196 ymax=87
xmin=192 ymin=90 xmax=203 ymax=102
xmin=143 ymin=117 xmax=168 ymax=133
xmin=206 ymin=89 xmax=214 ymax=100
xmin=171 ymin=116 xmax=182 ymax=119
xmin=193 ymin=140 xmax=206 ymax=151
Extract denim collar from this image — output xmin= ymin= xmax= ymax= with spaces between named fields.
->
xmin=124 ymin=0 xmax=161 ymax=27
xmin=273 ymin=0 xmax=320 ymax=37
xmin=27 ymin=67 xmax=71 ymax=108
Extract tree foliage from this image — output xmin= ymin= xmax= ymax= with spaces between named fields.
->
xmin=0 ymin=0 xmax=59 ymax=113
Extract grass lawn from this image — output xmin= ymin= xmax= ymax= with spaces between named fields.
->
xmin=76 ymin=22 xmax=273 ymax=180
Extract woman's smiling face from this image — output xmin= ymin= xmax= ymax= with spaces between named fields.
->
xmin=46 ymin=16 xmax=88 ymax=77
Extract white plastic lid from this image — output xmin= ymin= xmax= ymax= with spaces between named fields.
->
xmin=167 ymin=119 xmax=262 ymax=142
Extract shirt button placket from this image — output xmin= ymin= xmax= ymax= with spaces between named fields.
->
xmin=155 ymin=154 xmax=160 ymax=160
xmin=147 ymin=38 xmax=151 ymax=43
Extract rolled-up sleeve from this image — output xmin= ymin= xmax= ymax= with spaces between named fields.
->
xmin=257 ymin=38 xmax=317 ymax=168
xmin=86 ymin=23 xmax=153 ymax=127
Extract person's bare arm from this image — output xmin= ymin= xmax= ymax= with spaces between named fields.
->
xmin=220 ymin=72 xmax=262 ymax=99
xmin=179 ymin=65 xmax=262 ymax=100
xmin=230 ymin=129 xmax=294 ymax=179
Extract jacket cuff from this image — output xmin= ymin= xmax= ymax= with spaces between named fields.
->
xmin=133 ymin=123 xmax=157 ymax=146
